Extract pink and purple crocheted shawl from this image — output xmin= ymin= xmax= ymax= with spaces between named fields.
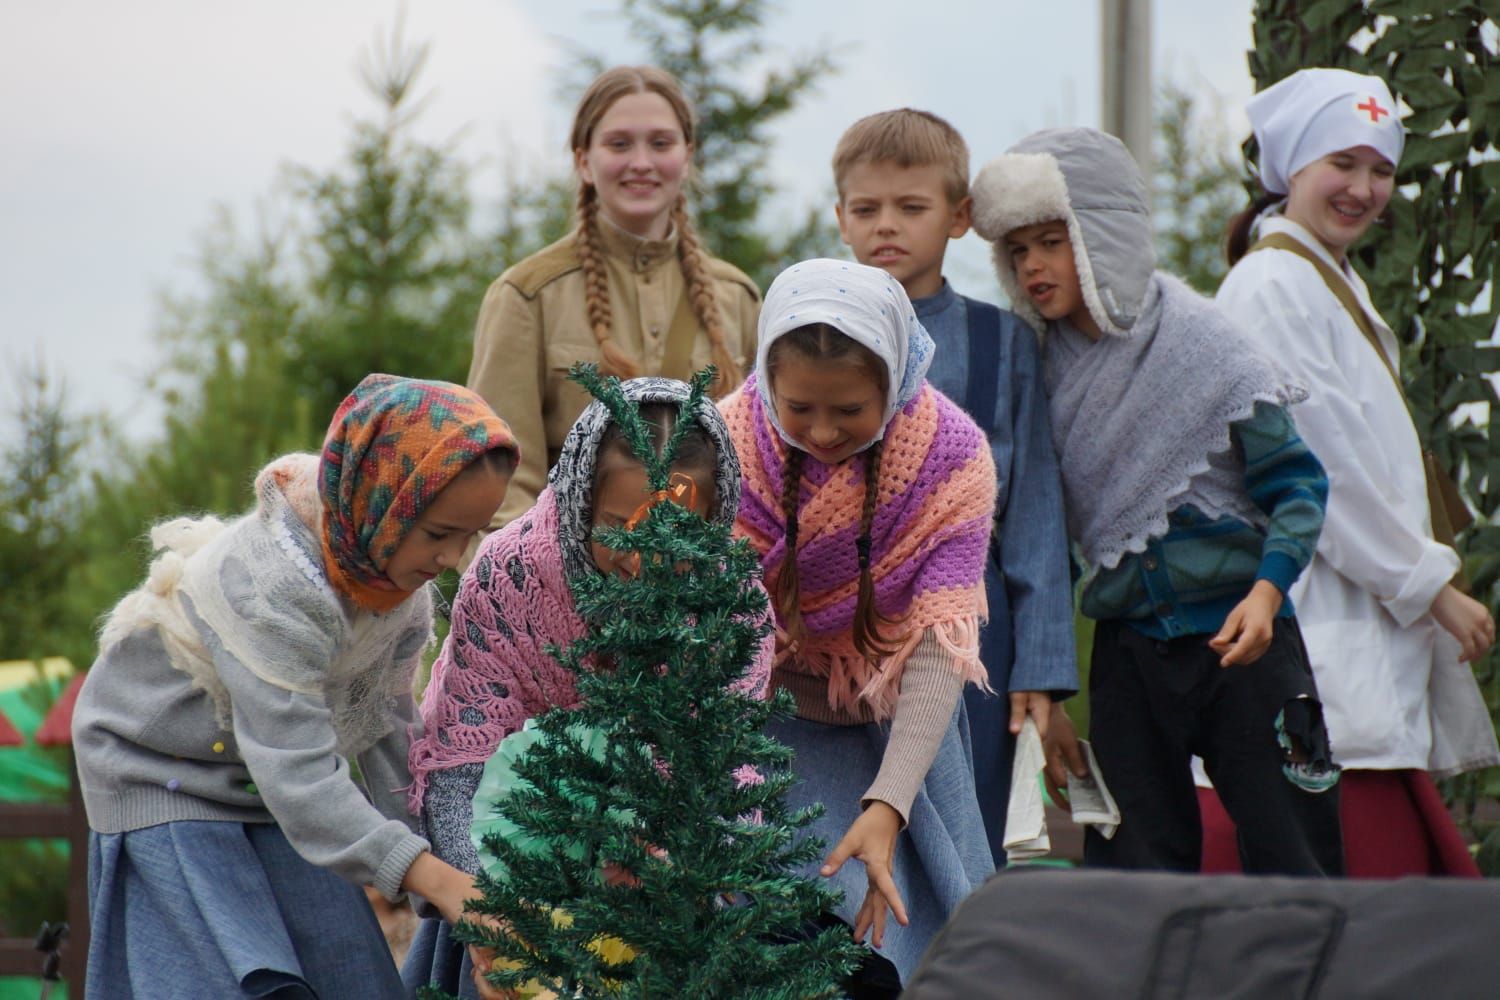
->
xmin=721 ymin=375 xmax=996 ymax=720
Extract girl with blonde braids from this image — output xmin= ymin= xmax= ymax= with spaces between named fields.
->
xmin=467 ymin=65 xmax=760 ymax=540
xmin=720 ymin=259 xmax=997 ymax=991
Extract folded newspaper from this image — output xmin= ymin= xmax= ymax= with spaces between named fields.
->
xmin=1003 ymin=717 xmax=1121 ymax=863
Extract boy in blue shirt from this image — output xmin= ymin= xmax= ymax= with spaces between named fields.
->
xmin=832 ymin=109 xmax=1078 ymax=864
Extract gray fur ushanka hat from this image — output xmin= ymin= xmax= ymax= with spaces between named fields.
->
xmin=971 ymin=127 xmax=1155 ymax=336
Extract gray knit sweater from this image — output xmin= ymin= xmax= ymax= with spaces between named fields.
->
xmin=72 ymin=487 xmax=434 ymax=901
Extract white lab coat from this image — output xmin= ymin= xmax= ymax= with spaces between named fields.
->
xmin=1215 ymin=215 xmax=1498 ymax=776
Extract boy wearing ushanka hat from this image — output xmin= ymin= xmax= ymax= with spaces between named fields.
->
xmin=972 ymin=127 xmax=1344 ymax=876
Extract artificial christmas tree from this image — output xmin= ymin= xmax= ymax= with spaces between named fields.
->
xmin=429 ymin=365 xmax=862 ymax=999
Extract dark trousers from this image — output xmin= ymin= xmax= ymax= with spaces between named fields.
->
xmin=1084 ymin=617 xmax=1344 ymax=876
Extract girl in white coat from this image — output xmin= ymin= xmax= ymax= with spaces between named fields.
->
xmin=1213 ymin=67 xmax=1499 ymax=876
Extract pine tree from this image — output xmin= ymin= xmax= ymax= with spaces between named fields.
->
xmin=1153 ymin=80 xmax=1245 ymax=294
xmin=286 ymin=24 xmax=495 ymax=421
xmin=438 ymin=366 xmax=861 ymax=999
xmin=0 ymin=361 xmax=88 ymax=666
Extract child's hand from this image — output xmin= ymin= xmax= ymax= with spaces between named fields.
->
xmin=402 ymin=854 xmax=517 ymax=998
xmin=1042 ymin=702 xmax=1087 ymax=807
xmin=602 ymin=861 xmax=642 ymax=888
xmin=469 ymin=945 xmax=519 ymax=1000
xmin=1208 ymin=579 xmax=1283 ymax=667
xmin=1008 ymin=690 xmax=1053 ymax=739
xmin=1431 ymin=584 xmax=1496 ymax=662
xmin=821 ymin=800 xmax=908 ymax=949
xmin=401 ymin=851 xmax=483 ymax=926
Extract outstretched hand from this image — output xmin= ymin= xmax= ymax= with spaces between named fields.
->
xmin=821 ymin=800 xmax=908 ymax=949
xmin=399 ymin=853 xmax=516 ymax=1000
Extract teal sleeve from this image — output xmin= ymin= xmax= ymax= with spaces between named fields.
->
xmin=469 ymin=719 xmax=614 ymax=884
xmin=1237 ymin=402 xmax=1329 ymax=595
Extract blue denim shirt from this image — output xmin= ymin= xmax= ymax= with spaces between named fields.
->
xmin=914 ymin=281 xmax=1078 ymax=695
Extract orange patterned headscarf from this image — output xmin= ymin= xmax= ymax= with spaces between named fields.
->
xmin=318 ymin=374 xmax=517 ymax=612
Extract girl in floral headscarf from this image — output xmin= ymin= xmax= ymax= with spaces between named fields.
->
xmin=72 ymin=374 xmax=517 ymax=1000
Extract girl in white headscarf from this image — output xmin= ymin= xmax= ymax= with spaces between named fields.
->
xmin=720 ymin=258 xmax=998 ymax=990
xmin=1214 ymin=67 xmax=1499 ymax=877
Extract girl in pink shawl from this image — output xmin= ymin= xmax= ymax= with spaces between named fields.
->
xmin=404 ymin=376 xmax=771 ymax=999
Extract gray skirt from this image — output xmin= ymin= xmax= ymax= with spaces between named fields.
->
xmin=767 ymin=698 xmax=995 ymax=983
xmin=87 ymin=820 xmax=403 ymax=1000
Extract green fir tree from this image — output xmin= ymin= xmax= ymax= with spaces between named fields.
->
xmin=435 ymin=365 xmax=861 ymax=1000
xmin=1153 ymin=79 xmax=1245 ymax=295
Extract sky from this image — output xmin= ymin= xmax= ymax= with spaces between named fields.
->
xmin=1 ymin=0 xmax=1257 ymax=444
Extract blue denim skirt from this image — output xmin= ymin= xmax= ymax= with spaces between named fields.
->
xmin=766 ymin=699 xmax=995 ymax=983
xmin=87 ymin=820 xmax=403 ymax=999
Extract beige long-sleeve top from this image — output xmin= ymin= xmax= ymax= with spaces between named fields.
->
xmin=466 ymin=221 xmax=761 ymax=535
xmin=773 ymin=629 xmax=965 ymax=825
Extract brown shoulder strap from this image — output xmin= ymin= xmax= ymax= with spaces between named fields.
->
xmin=1250 ymin=232 xmax=1474 ymax=549
xmin=1250 ymin=232 xmax=1401 ymax=393
xmin=657 ymin=290 xmax=702 ymax=383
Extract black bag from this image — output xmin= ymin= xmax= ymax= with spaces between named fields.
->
xmin=903 ymin=868 xmax=1500 ymax=999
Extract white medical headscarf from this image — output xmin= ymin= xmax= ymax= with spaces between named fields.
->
xmin=1248 ymin=67 xmax=1404 ymax=195
xmin=754 ymin=258 xmax=934 ymax=452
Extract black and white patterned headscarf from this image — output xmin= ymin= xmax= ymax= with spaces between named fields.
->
xmin=548 ymin=376 xmax=742 ymax=585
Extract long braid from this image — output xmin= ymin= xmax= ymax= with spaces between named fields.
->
xmin=852 ymin=438 xmax=904 ymax=660
xmin=672 ymin=198 xmax=743 ymax=396
xmin=774 ymin=446 xmax=807 ymax=644
xmin=575 ymin=185 xmax=641 ymax=380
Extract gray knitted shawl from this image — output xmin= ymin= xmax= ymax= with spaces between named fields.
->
xmin=1046 ymin=272 xmax=1307 ymax=570
xmin=971 ymin=128 xmax=1306 ymax=572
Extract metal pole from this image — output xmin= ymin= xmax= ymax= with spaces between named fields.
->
xmin=1100 ymin=0 xmax=1154 ymax=180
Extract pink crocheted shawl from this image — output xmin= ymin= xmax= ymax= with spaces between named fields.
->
xmin=721 ymin=376 xmax=996 ymax=720
xmin=408 ymin=487 xmax=774 ymax=810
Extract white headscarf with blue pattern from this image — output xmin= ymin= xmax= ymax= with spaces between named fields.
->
xmin=754 ymin=258 xmax=934 ymax=453
xmin=549 ymin=376 xmax=741 ymax=587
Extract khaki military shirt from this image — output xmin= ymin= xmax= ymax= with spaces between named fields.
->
xmin=467 ymin=221 xmax=760 ymax=536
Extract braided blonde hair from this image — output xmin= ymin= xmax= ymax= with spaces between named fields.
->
xmin=570 ymin=66 xmax=744 ymax=395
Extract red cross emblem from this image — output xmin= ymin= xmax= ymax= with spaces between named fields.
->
xmin=1357 ymin=96 xmax=1390 ymax=123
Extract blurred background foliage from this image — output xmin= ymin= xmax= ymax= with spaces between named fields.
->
xmin=0 ymin=0 xmax=1263 ymax=690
